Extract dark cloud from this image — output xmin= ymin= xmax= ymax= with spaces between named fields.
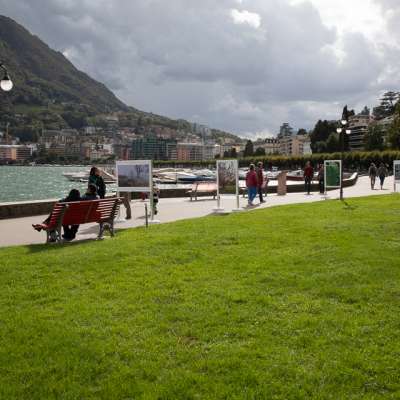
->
xmin=0 ymin=0 xmax=397 ymax=135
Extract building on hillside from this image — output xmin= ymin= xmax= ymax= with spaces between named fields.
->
xmin=131 ymin=134 xmax=178 ymax=160
xmin=0 ymin=145 xmax=32 ymax=162
xmin=253 ymin=138 xmax=279 ymax=154
xmin=113 ymin=143 xmax=132 ymax=160
xmin=177 ymin=143 xmax=204 ymax=161
xmin=278 ymin=134 xmax=311 ymax=156
xmin=347 ymin=114 xmax=372 ymax=151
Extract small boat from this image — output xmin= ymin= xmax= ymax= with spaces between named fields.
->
xmin=63 ymin=168 xmax=117 ymax=184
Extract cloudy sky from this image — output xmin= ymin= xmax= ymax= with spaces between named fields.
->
xmin=0 ymin=0 xmax=399 ymax=137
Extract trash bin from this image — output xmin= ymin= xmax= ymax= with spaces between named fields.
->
xmin=277 ymin=171 xmax=287 ymax=195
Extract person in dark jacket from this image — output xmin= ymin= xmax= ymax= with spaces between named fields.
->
xmin=32 ymin=189 xmax=81 ymax=241
xmin=65 ymin=185 xmax=98 ymax=241
xmin=82 ymin=184 xmax=99 ymax=200
xmin=377 ymin=163 xmax=388 ymax=189
xmin=89 ymin=167 xmax=106 ymax=199
xmin=303 ymin=161 xmax=314 ymax=195
xmin=368 ymin=162 xmax=377 ymax=189
xmin=317 ymin=163 xmax=325 ymax=194
xmin=246 ymin=164 xmax=258 ymax=206
xmin=256 ymin=161 xmax=266 ymax=203
xmin=61 ymin=189 xmax=82 ymax=240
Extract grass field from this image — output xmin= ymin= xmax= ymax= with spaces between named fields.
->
xmin=1 ymin=195 xmax=400 ymax=399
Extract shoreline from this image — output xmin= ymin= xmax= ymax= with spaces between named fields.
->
xmin=0 ymin=173 xmax=359 ymax=219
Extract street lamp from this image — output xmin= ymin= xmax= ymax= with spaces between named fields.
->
xmin=0 ymin=63 xmax=13 ymax=92
xmin=336 ymin=119 xmax=351 ymax=200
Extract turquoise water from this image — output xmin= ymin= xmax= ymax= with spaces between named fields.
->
xmin=0 ymin=166 xmax=117 ymax=203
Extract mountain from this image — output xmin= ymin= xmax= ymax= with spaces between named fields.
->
xmin=0 ymin=15 xmax=128 ymax=113
xmin=0 ymin=15 xmax=241 ymax=142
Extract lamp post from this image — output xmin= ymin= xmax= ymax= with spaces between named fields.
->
xmin=0 ymin=63 xmax=13 ymax=92
xmin=337 ymin=119 xmax=351 ymax=200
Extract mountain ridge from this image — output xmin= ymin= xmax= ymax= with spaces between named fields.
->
xmin=0 ymin=15 xmax=241 ymax=143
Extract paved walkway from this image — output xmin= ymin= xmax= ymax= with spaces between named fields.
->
xmin=0 ymin=175 xmax=395 ymax=248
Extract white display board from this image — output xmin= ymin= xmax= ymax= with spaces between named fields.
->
xmin=393 ymin=160 xmax=400 ymax=192
xmin=214 ymin=160 xmax=239 ymax=212
xmin=116 ymin=160 xmax=152 ymax=192
xmin=217 ymin=159 xmax=238 ymax=196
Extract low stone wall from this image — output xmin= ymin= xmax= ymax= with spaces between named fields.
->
xmin=0 ymin=199 xmax=57 ymax=220
xmin=0 ymin=173 xmax=358 ymax=219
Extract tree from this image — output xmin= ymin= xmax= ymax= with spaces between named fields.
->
xmin=326 ymin=132 xmax=340 ymax=153
xmin=388 ymin=103 xmax=400 ymax=149
xmin=373 ymin=91 xmax=400 ymax=120
xmin=297 ymin=128 xmax=307 ymax=136
xmin=243 ymin=140 xmax=254 ymax=157
xmin=310 ymin=120 xmax=337 ymax=152
xmin=314 ymin=141 xmax=327 ymax=153
xmin=254 ymin=147 xmax=266 ymax=156
xmin=364 ymin=125 xmax=384 ymax=151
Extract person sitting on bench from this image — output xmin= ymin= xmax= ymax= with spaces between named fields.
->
xmin=32 ymin=188 xmax=82 ymax=241
xmin=82 ymin=184 xmax=99 ymax=201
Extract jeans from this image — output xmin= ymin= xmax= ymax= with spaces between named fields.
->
xmin=258 ymin=187 xmax=264 ymax=202
xmin=248 ymin=187 xmax=257 ymax=204
xmin=304 ymin=177 xmax=312 ymax=194
xmin=318 ymin=179 xmax=324 ymax=194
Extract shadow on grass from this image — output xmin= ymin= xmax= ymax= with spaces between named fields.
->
xmin=341 ymin=199 xmax=358 ymax=211
xmin=26 ymin=233 xmax=117 ymax=254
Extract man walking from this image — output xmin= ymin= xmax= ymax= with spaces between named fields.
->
xmin=256 ymin=161 xmax=266 ymax=203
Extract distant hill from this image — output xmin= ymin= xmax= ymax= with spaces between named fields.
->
xmin=0 ymin=15 xmax=128 ymax=113
xmin=0 ymin=15 xmax=241 ymax=142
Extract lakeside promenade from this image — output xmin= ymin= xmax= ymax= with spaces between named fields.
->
xmin=0 ymin=175 xmax=395 ymax=248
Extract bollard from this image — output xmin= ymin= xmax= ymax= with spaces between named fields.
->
xmin=145 ymin=203 xmax=148 ymax=228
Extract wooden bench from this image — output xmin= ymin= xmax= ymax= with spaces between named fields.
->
xmin=187 ymin=181 xmax=217 ymax=201
xmin=36 ymin=198 xmax=122 ymax=243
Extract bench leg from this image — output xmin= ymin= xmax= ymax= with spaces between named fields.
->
xmin=98 ymin=223 xmax=105 ymax=239
xmin=98 ymin=222 xmax=115 ymax=239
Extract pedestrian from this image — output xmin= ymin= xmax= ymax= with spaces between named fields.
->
xmin=121 ymin=192 xmax=132 ymax=220
xmin=89 ymin=166 xmax=106 ymax=199
xmin=246 ymin=164 xmax=258 ymax=206
xmin=368 ymin=162 xmax=377 ymax=189
xmin=152 ymin=185 xmax=160 ymax=215
xmin=317 ymin=163 xmax=324 ymax=194
xmin=377 ymin=162 xmax=388 ymax=189
xmin=256 ymin=161 xmax=266 ymax=203
xmin=303 ymin=161 xmax=314 ymax=195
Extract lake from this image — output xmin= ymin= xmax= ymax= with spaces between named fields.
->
xmin=0 ymin=166 xmax=117 ymax=203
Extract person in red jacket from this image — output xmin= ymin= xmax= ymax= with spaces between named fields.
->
xmin=303 ymin=161 xmax=314 ymax=195
xmin=246 ymin=163 xmax=258 ymax=206
xmin=256 ymin=161 xmax=266 ymax=203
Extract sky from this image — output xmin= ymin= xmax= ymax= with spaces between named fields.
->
xmin=0 ymin=0 xmax=399 ymax=138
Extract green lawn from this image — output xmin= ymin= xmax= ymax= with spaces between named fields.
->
xmin=1 ymin=195 xmax=400 ymax=399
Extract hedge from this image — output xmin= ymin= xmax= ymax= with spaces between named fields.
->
xmin=154 ymin=150 xmax=400 ymax=171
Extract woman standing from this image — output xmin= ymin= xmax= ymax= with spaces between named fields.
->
xmin=368 ymin=162 xmax=377 ymax=189
xmin=377 ymin=163 xmax=388 ymax=190
xmin=246 ymin=164 xmax=258 ymax=206
xmin=303 ymin=161 xmax=314 ymax=195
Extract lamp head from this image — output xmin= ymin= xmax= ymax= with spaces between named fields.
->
xmin=346 ymin=129 xmax=351 ymax=135
xmin=0 ymin=72 xmax=13 ymax=92
xmin=336 ymin=128 xmax=342 ymax=134
xmin=341 ymin=119 xmax=347 ymax=126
